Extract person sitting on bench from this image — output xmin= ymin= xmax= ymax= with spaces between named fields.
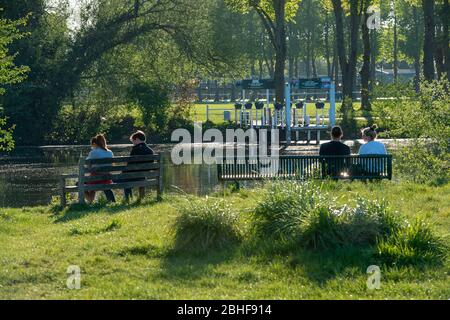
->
xmin=319 ymin=126 xmax=351 ymax=178
xmin=85 ymin=134 xmax=116 ymax=204
xmin=124 ymin=131 xmax=155 ymax=201
xmin=358 ymin=125 xmax=387 ymax=174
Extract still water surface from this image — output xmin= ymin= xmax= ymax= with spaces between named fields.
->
xmin=0 ymin=140 xmax=396 ymax=208
xmin=0 ymin=144 xmax=220 ymax=208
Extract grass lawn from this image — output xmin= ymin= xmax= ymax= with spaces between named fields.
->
xmin=0 ymin=181 xmax=448 ymax=299
xmin=190 ymin=102 xmax=364 ymax=124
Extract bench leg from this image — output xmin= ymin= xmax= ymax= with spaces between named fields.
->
xmin=139 ymin=187 xmax=146 ymax=199
xmin=60 ymin=178 xmax=66 ymax=207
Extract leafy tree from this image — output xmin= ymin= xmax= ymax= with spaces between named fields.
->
xmin=1 ymin=0 xmax=212 ymax=145
xmin=225 ymin=0 xmax=300 ymax=102
xmin=0 ymin=11 xmax=29 ymax=151
xmin=331 ymin=0 xmax=361 ymax=111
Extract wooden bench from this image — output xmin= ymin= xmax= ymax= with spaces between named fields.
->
xmin=218 ymin=155 xmax=392 ymax=182
xmin=60 ymin=154 xmax=163 ymax=206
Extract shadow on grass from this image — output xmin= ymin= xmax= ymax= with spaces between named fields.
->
xmin=154 ymin=246 xmax=239 ymax=283
xmin=241 ymin=239 xmax=373 ymax=285
xmin=52 ymin=197 xmax=160 ymax=223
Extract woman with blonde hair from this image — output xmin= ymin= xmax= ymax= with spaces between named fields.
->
xmin=84 ymin=134 xmax=116 ymax=203
xmin=359 ymin=125 xmax=387 ymax=155
xmin=358 ymin=125 xmax=387 ymax=175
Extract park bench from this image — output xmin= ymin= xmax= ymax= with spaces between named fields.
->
xmin=218 ymin=155 xmax=392 ymax=182
xmin=59 ymin=154 xmax=163 ymax=206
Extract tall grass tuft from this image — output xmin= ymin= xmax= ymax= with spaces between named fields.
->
xmin=173 ymin=197 xmax=241 ymax=252
xmin=376 ymin=219 xmax=447 ymax=266
xmin=253 ymin=181 xmax=325 ymax=240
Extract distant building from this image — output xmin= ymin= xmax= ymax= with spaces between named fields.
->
xmin=375 ymin=68 xmax=416 ymax=83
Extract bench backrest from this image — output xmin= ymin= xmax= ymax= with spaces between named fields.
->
xmin=218 ymin=155 xmax=392 ymax=181
xmin=79 ymin=154 xmax=162 ymax=182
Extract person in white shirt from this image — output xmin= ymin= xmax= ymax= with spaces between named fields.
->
xmin=358 ymin=125 xmax=387 ymax=174
xmin=359 ymin=125 xmax=387 ymax=155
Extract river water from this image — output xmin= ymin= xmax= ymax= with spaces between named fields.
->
xmin=0 ymin=144 xmax=222 ymax=208
xmin=0 ymin=140 xmax=400 ymax=208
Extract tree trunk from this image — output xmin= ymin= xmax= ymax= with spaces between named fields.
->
xmin=273 ymin=0 xmax=287 ymax=103
xmin=444 ymin=0 xmax=450 ymax=81
xmin=332 ymin=0 xmax=360 ymax=110
xmin=254 ymin=0 xmax=286 ymax=102
xmin=360 ymin=0 xmax=371 ymax=110
xmin=306 ymin=31 xmax=312 ymax=78
xmin=422 ymin=0 xmax=435 ymax=81
xmin=435 ymin=0 xmax=449 ymax=81
xmin=324 ymin=12 xmax=332 ymax=78
xmin=413 ymin=7 xmax=421 ymax=91
xmin=288 ymin=56 xmax=294 ymax=79
xmin=370 ymin=29 xmax=377 ymax=90
xmin=393 ymin=8 xmax=399 ymax=83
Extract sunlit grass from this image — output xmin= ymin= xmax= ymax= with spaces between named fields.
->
xmin=0 ymin=181 xmax=448 ymax=299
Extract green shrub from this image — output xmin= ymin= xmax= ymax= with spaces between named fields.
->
xmin=298 ymin=198 xmax=401 ymax=250
xmin=173 ymin=197 xmax=241 ymax=252
xmin=376 ymin=219 xmax=447 ymax=266
xmin=253 ymin=181 xmax=326 ymax=240
xmin=339 ymin=198 xmax=401 ymax=245
xmin=394 ymin=142 xmax=450 ymax=186
xmin=374 ymin=78 xmax=450 ymax=185
xmin=253 ymin=182 xmax=406 ymax=251
xmin=298 ymin=205 xmax=343 ymax=249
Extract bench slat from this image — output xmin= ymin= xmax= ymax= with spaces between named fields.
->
xmin=65 ymin=180 xmax=159 ymax=192
xmin=85 ymin=155 xmax=160 ymax=165
xmin=84 ymin=162 xmax=160 ymax=173
xmin=217 ymin=155 xmax=392 ymax=181
xmin=83 ymin=171 xmax=160 ymax=182
xmin=83 ymin=179 xmax=158 ymax=192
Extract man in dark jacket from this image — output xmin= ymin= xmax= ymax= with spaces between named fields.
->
xmin=124 ymin=131 xmax=155 ymax=200
xmin=319 ymin=126 xmax=351 ymax=178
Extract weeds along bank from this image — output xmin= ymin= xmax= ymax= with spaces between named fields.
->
xmin=0 ymin=180 xmax=448 ymax=299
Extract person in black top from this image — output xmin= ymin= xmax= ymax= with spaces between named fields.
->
xmin=319 ymin=126 xmax=351 ymax=178
xmin=320 ymin=126 xmax=351 ymax=156
xmin=124 ymin=131 xmax=155 ymax=201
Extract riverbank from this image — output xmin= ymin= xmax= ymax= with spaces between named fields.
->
xmin=0 ymin=180 xmax=448 ymax=299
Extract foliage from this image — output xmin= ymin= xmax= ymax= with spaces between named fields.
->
xmin=0 ymin=10 xmax=30 ymax=151
xmin=376 ymin=219 xmax=447 ymax=266
xmin=172 ymin=196 xmax=242 ymax=252
xmin=0 ymin=181 xmax=449 ymax=299
xmin=225 ymin=0 xmax=301 ymax=20
xmin=127 ymin=81 xmax=172 ymax=136
xmin=0 ymin=117 xmax=14 ymax=151
xmin=0 ymin=12 xmax=29 ymax=95
xmin=253 ymin=181 xmax=325 ymax=239
xmin=252 ymin=181 xmax=445 ymax=267
xmin=48 ymin=104 xmax=139 ymax=144
xmin=373 ymin=78 xmax=450 ymax=184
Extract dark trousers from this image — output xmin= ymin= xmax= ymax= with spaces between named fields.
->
xmin=124 ymin=187 xmax=145 ymax=201
xmin=103 ymin=190 xmax=116 ymax=202
xmin=124 ymin=188 xmax=133 ymax=201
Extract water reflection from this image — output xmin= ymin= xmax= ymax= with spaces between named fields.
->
xmin=0 ymin=145 xmax=219 ymax=208
xmin=0 ymin=140 xmax=398 ymax=208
